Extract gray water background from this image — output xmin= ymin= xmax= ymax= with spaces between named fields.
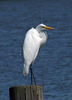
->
xmin=0 ymin=0 xmax=72 ymax=100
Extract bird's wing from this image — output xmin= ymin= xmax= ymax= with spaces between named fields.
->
xmin=23 ymin=28 xmax=41 ymax=66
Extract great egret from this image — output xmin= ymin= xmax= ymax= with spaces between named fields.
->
xmin=23 ymin=23 xmax=55 ymax=85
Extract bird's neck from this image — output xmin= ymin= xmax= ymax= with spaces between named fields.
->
xmin=36 ymin=27 xmax=42 ymax=33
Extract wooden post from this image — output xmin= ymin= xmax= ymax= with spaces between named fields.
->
xmin=9 ymin=85 xmax=43 ymax=100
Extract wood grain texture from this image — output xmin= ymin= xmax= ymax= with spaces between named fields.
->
xmin=9 ymin=85 xmax=43 ymax=100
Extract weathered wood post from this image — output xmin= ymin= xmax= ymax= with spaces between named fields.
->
xmin=9 ymin=85 xmax=43 ymax=100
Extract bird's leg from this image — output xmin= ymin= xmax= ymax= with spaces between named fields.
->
xmin=32 ymin=70 xmax=37 ymax=85
xmin=30 ymin=64 xmax=33 ymax=85
xmin=30 ymin=64 xmax=37 ymax=85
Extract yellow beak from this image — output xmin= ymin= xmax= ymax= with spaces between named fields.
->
xmin=42 ymin=26 xmax=55 ymax=30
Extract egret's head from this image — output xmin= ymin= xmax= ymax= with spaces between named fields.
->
xmin=36 ymin=23 xmax=55 ymax=32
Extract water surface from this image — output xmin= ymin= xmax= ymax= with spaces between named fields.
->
xmin=0 ymin=1 xmax=72 ymax=100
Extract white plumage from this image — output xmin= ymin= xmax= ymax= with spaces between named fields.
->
xmin=23 ymin=23 xmax=55 ymax=76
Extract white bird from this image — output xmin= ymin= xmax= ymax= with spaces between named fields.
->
xmin=23 ymin=23 xmax=55 ymax=84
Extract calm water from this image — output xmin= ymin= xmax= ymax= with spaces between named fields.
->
xmin=0 ymin=1 xmax=72 ymax=100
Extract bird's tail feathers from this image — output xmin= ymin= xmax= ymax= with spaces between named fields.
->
xmin=23 ymin=64 xmax=29 ymax=76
